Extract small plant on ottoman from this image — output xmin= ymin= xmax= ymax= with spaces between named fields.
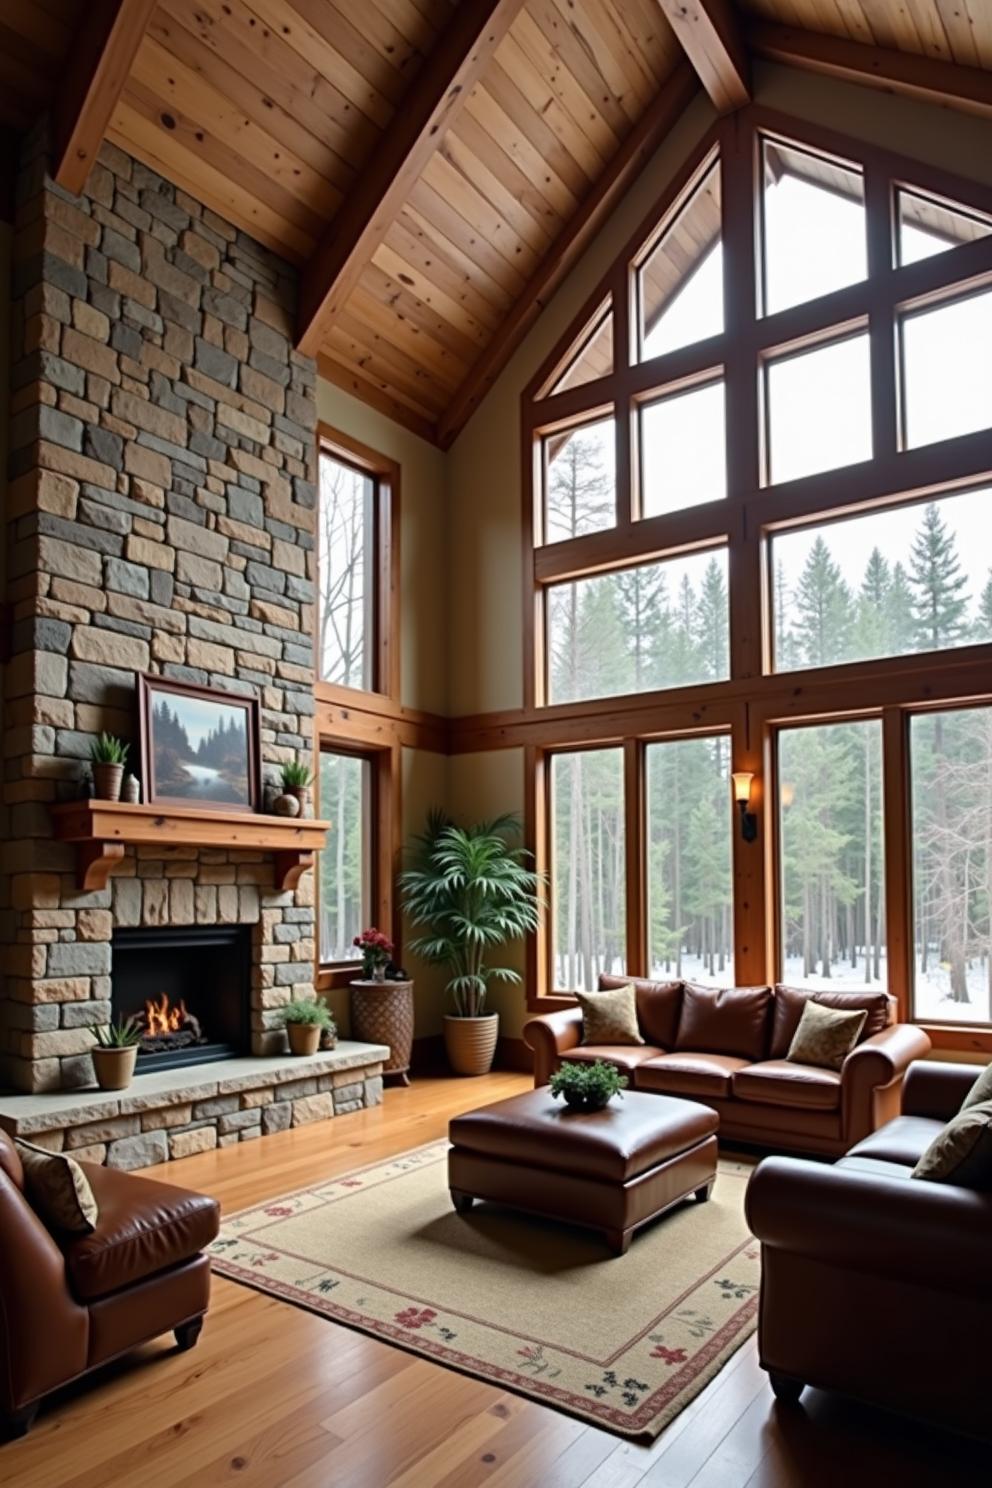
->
xmin=550 ymin=1059 xmax=628 ymax=1112
xmin=283 ymin=997 xmax=336 ymax=1056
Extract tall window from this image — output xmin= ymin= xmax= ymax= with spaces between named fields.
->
xmin=318 ymin=450 xmax=375 ymax=690
xmin=524 ymin=109 xmax=992 ymax=1028
xmin=318 ymin=751 xmax=372 ymax=964
xmin=911 ymin=708 xmax=992 ymax=1024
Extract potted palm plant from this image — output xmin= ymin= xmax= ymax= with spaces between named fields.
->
xmin=400 ymin=811 xmax=543 ymax=1076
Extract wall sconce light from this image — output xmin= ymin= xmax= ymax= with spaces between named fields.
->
xmin=732 ymin=772 xmax=758 ymax=842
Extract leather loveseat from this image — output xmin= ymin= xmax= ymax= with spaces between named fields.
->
xmin=0 ymin=1130 xmax=220 ymax=1438
xmin=523 ymin=976 xmax=931 ymax=1157
xmin=745 ymin=1060 xmax=992 ymax=1439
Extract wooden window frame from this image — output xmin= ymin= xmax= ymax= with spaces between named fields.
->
xmin=518 ymin=105 xmax=992 ymax=1048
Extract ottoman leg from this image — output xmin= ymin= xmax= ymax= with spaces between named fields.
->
xmin=451 ymin=1189 xmax=475 ymax=1213
xmin=605 ymin=1228 xmax=632 ymax=1256
xmin=175 ymin=1318 xmax=204 ymax=1352
xmin=695 ymin=1179 xmax=715 ymax=1203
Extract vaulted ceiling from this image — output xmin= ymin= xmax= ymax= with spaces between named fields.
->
xmin=3 ymin=1 xmax=992 ymax=447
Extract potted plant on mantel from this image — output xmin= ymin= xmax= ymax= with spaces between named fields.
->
xmin=91 ymin=1017 xmax=142 ymax=1091
xmin=282 ymin=997 xmax=336 ymax=1056
xmin=400 ymin=811 xmax=544 ymax=1077
xmin=90 ymin=733 xmax=130 ymax=802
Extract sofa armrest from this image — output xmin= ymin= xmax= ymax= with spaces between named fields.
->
xmin=746 ymin=1155 xmax=992 ymax=1297
xmin=523 ymin=1007 xmax=582 ymax=1086
xmin=839 ymin=1024 xmax=931 ymax=1144
xmin=902 ymin=1059 xmax=984 ymax=1121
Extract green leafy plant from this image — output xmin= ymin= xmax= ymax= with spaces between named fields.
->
xmin=399 ymin=810 xmax=544 ymax=1017
xmin=90 ymin=733 xmax=129 ymax=766
xmin=280 ymin=761 xmax=313 ymax=790
xmin=94 ymin=1016 xmax=142 ymax=1049
xmin=282 ymin=997 xmax=336 ymax=1031
xmin=549 ymin=1060 xmax=627 ymax=1112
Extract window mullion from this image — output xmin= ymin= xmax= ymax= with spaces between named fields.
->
xmin=866 ymin=168 xmax=899 ymax=462
xmin=624 ymin=739 xmax=646 ymax=977
xmin=882 ymin=707 xmax=911 ymax=1022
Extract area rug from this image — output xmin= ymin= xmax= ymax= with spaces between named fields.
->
xmin=208 ymin=1142 xmax=759 ymax=1441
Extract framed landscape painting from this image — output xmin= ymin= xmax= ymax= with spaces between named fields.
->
xmin=138 ymin=676 xmax=260 ymax=812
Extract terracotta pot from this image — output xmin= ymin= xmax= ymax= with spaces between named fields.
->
xmin=444 ymin=1013 xmax=499 ymax=1076
xmin=92 ymin=1044 xmax=138 ymax=1091
xmin=92 ymin=762 xmax=124 ymax=802
xmin=287 ymin=1022 xmax=322 ymax=1056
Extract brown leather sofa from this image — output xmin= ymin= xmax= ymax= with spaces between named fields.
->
xmin=745 ymin=1060 xmax=992 ymax=1439
xmin=523 ymin=977 xmax=931 ymax=1156
xmin=0 ymin=1131 xmax=220 ymax=1438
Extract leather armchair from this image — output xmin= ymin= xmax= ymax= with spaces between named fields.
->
xmin=0 ymin=1131 xmax=219 ymax=1438
xmin=745 ymin=1061 xmax=992 ymax=1439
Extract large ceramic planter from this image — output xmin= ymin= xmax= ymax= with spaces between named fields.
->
xmin=351 ymin=980 xmax=414 ymax=1086
xmin=444 ymin=1013 xmax=499 ymax=1076
xmin=92 ymin=763 xmax=124 ymax=801
xmin=92 ymin=1045 xmax=138 ymax=1091
xmin=287 ymin=1022 xmax=322 ymax=1056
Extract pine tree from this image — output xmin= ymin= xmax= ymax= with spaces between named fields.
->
xmin=694 ymin=558 xmax=729 ymax=680
xmin=853 ymin=547 xmax=892 ymax=660
xmin=886 ymin=561 xmax=917 ymax=656
xmin=792 ymin=536 xmax=854 ymax=667
xmin=908 ymin=501 xmax=970 ymax=651
xmin=973 ymin=573 xmax=992 ymax=641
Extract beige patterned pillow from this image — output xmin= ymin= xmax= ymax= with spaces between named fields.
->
xmin=16 ymin=1141 xmax=99 ymax=1234
xmin=786 ymin=1000 xmax=867 ymax=1071
xmin=575 ymin=984 xmax=644 ymax=1047
xmin=912 ymin=1100 xmax=992 ymax=1189
xmin=961 ymin=1062 xmax=992 ymax=1111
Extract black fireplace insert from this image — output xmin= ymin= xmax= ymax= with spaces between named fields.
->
xmin=111 ymin=924 xmax=252 ymax=1071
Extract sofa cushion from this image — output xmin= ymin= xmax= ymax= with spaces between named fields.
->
xmin=16 ymin=1140 xmax=99 ymax=1234
xmin=575 ymin=984 xmax=643 ymax=1046
xmin=560 ymin=1045 xmax=665 ymax=1075
xmin=912 ymin=1100 xmax=992 ymax=1190
xmin=846 ymin=1115 xmax=945 ymax=1169
xmin=769 ymin=985 xmax=894 ymax=1060
xmin=599 ymin=974 xmax=683 ymax=1050
xmin=64 ymin=1163 xmax=220 ymax=1302
xmin=636 ymin=1052 xmax=750 ymax=1099
xmin=961 ymin=1062 xmax=992 ymax=1111
xmin=674 ymin=983 xmax=772 ymax=1061
xmin=732 ymin=1059 xmax=842 ymax=1110
xmin=786 ymin=1001 xmax=867 ymax=1071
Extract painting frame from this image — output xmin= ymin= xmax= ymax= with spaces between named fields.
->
xmin=137 ymin=674 xmax=261 ymax=814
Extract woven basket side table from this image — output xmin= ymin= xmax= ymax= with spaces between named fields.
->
xmin=349 ymin=980 xmax=414 ymax=1087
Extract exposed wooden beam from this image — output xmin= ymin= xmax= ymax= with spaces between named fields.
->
xmin=657 ymin=1 xmax=750 ymax=113
xmin=52 ymin=0 xmax=156 ymax=194
xmin=436 ymin=62 xmax=700 ymax=449
xmin=297 ymin=0 xmax=527 ymax=359
xmin=748 ymin=22 xmax=992 ymax=121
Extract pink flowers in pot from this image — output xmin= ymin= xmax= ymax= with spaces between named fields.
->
xmin=354 ymin=927 xmax=394 ymax=981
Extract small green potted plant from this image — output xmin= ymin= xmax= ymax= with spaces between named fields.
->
xmin=282 ymin=997 xmax=336 ymax=1056
xmin=400 ymin=811 xmax=544 ymax=1077
xmin=279 ymin=761 xmax=313 ymax=817
xmin=550 ymin=1059 xmax=628 ymax=1113
xmin=92 ymin=1016 xmax=143 ymax=1090
xmin=90 ymin=733 xmax=130 ymax=802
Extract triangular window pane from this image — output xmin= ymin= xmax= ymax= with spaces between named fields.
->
xmin=761 ymin=138 xmax=865 ymax=315
xmin=898 ymin=186 xmax=992 ymax=267
xmin=636 ymin=159 xmax=722 ymax=363
xmin=547 ymin=302 xmax=614 ymax=395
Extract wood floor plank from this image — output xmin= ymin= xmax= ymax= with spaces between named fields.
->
xmin=2 ymin=1072 xmax=987 ymax=1488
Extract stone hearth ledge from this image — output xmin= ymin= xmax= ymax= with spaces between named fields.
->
xmin=0 ymin=1042 xmax=389 ymax=1168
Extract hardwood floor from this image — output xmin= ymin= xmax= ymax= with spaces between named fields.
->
xmin=3 ymin=1072 xmax=985 ymax=1487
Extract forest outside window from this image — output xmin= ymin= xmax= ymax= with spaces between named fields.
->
xmin=318 ymin=448 xmax=376 ymax=690
xmin=542 ymin=415 xmax=616 ymax=545
xmin=550 ymin=748 xmax=625 ymax=991
xmin=318 ymin=750 xmax=372 ymax=967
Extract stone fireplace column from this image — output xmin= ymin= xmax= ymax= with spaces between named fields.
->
xmin=1 ymin=125 xmax=320 ymax=1093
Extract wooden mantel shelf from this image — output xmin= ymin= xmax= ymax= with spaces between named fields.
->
xmin=51 ymin=801 xmax=332 ymax=892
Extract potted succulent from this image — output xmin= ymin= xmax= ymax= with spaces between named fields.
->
xmin=550 ymin=1059 xmax=628 ymax=1113
xmin=91 ymin=1016 xmax=142 ymax=1091
xmin=400 ymin=811 xmax=543 ymax=1076
xmin=282 ymin=997 xmax=336 ymax=1056
xmin=90 ymin=733 xmax=130 ymax=802
xmin=279 ymin=761 xmax=313 ymax=817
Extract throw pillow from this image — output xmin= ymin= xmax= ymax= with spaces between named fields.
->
xmin=15 ymin=1140 xmax=99 ymax=1234
xmin=912 ymin=1100 xmax=992 ymax=1189
xmin=786 ymin=1000 xmax=867 ymax=1072
xmin=961 ymin=1062 xmax=992 ymax=1111
xmin=575 ymin=984 xmax=644 ymax=1047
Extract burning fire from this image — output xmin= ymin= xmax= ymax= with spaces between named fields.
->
xmin=144 ymin=992 xmax=189 ymax=1037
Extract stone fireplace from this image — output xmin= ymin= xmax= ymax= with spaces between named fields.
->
xmin=0 ymin=126 xmax=387 ymax=1142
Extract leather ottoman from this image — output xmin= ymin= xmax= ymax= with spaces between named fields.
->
xmin=448 ymin=1087 xmax=718 ymax=1255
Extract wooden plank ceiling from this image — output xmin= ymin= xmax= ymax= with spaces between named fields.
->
xmin=6 ymin=2 xmax=992 ymax=445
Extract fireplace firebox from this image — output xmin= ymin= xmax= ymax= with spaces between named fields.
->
xmin=111 ymin=925 xmax=252 ymax=1071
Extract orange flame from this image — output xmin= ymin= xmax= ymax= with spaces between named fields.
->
xmin=144 ymin=992 xmax=188 ymax=1036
